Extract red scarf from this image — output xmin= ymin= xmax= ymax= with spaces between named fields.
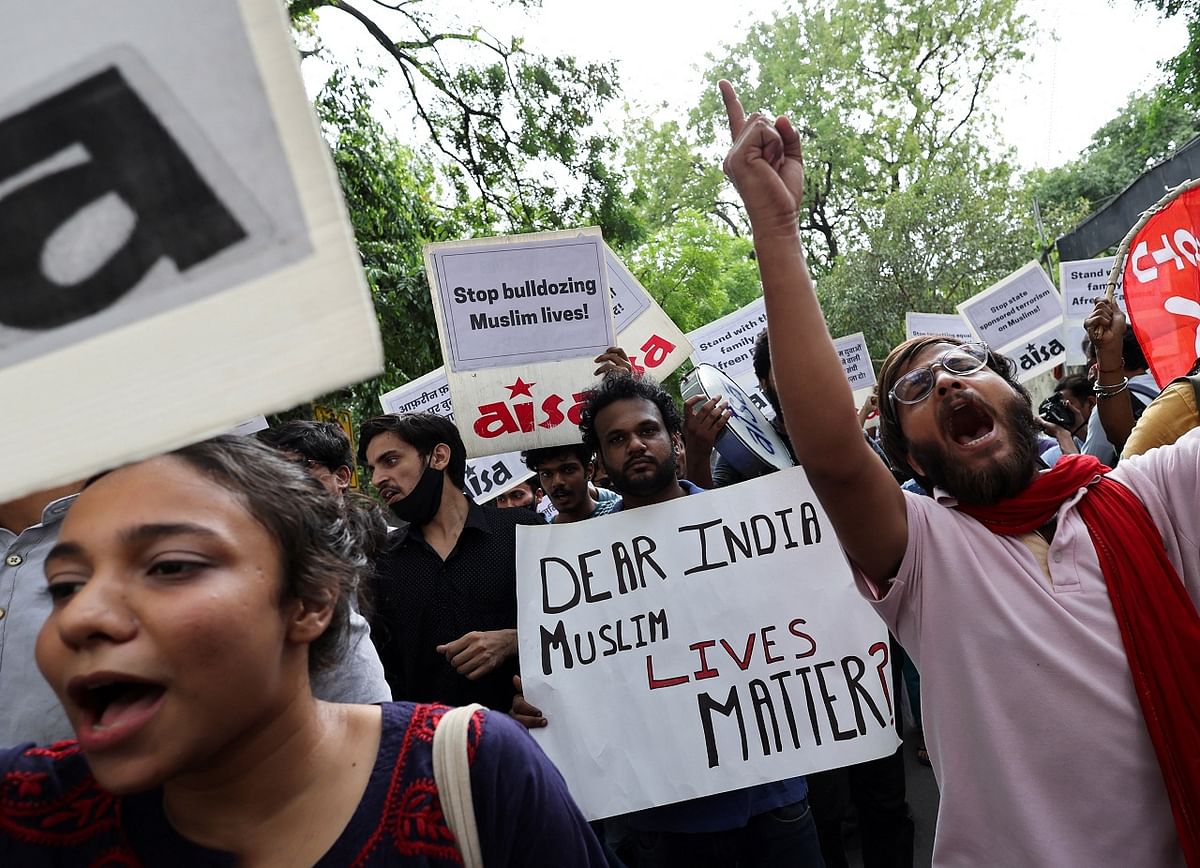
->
xmin=958 ymin=454 xmax=1200 ymax=865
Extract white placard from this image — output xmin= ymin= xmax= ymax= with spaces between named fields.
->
xmin=687 ymin=297 xmax=771 ymax=415
xmin=1059 ymin=256 xmax=1126 ymax=365
xmin=517 ymin=468 xmax=898 ymax=820
xmin=997 ymin=319 xmax=1069 ymax=383
xmin=832 ymin=332 xmax=876 ymax=405
xmin=1 ymin=0 xmax=381 ymax=500
xmin=687 ymin=296 xmax=768 ymax=383
xmin=379 ymin=369 xmax=531 ymax=505
xmin=426 ymin=228 xmax=615 ymax=373
xmin=957 ymin=261 xmax=1063 ymax=355
xmin=904 ymin=312 xmax=976 ymax=343
xmin=226 ymin=415 xmax=269 ymax=436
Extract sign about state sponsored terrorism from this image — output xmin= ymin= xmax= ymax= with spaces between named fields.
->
xmin=1 ymin=0 xmax=382 ymax=500
xmin=957 ymin=262 xmax=1066 ymax=381
xmin=516 ymin=469 xmax=898 ymax=820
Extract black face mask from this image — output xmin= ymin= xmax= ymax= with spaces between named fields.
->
xmin=388 ymin=461 xmax=445 ymax=525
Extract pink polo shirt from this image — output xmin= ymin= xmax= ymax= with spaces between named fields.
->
xmin=856 ymin=428 xmax=1200 ymax=867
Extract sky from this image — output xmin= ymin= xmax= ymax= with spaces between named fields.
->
xmin=309 ymin=0 xmax=1189 ymax=171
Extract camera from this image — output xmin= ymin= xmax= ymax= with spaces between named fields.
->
xmin=1039 ymin=393 xmax=1076 ymax=430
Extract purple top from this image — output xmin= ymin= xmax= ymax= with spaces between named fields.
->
xmin=0 ymin=702 xmax=607 ymax=866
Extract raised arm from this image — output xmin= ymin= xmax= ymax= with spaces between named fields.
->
xmin=1085 ymin=299 xmax=1137 ymax=453
xmin=718 ymin=81 xmax=907 ymax=583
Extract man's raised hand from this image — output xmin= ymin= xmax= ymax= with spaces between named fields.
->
xmin=718 ymin=80 xmax=804 ymax=237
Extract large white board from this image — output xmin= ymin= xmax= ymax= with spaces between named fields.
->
xmin=1 ymin=0 xmax=381 ymax=499
xmin=516 ymin=468 xmax=898 ymax=820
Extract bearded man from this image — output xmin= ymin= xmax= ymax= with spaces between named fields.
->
xmin=718 ymin=79 xmax=1199 ymax=866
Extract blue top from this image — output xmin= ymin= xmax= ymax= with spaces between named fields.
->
xmin=0 ymin=702 xmax=608 ymax=865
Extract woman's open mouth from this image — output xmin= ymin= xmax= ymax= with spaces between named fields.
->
xmin=68 ymin=675 xmax=167 ymax=752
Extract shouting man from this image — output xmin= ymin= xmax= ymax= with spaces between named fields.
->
xmin=718 ymin=79 xmax=1199 ymax=865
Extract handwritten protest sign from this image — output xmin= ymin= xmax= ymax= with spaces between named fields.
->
xmin=957 ymin=262 xmax=1066 ymax=381
xmin=1059 ymin=257 xmax=1125 ymax=365
xmin=1121 ymin=183 xmax=1200 ymax=385
xmin=516 ymin=468 xmax=898 ymax=819
xmin=379 ymin=368 xmax=532 ymax=504
xmin=687 ymin=298 xmax=771 ymax=415
xmin=833 ymin=332 xmax=876 ymax=406
xmin=1 ymin=0 xmax=381 ymax=500
xmin=904 ymin=312 xmax=976 ymax=343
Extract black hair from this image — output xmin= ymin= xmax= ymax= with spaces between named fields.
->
xmin=522 ymin=443 xmax=594 ymax=473
xmin=358 ymin=413 xmax=467 ymax=489
xmin=1122 ymin=327 xmax=1148 ymax=371
xmin=876 ymin=336 xmax=1031 ymax=479
xmin=578 ymin=372 xmax=683 ymax=456
xmin=257 ymin=420 xmax=354 ymax=472
xmin=752 ymin=329 xmax=771 ymax=383
xmin=1054 ymin=373 xmax=1091 ymax=401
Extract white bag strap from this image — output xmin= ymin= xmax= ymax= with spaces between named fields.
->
xmin=432 ymin=704 xmax=484 ymax=868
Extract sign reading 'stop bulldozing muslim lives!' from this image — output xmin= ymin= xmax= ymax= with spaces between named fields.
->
xmin=426 ymin=228 xmax=616 ymax=374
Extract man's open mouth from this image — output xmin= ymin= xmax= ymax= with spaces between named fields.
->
xmin=945 ymin=400 xmax=995 ymax=447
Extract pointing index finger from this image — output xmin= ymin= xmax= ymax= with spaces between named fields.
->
xmin=719 ymin=79 xmax=746 ymax=140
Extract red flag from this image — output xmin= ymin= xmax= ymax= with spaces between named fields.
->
xmin=1122 ymin=184 xmax=1200 ymax=385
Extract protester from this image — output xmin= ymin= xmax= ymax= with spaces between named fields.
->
xmin=1124 ymin=357 xmax=1200 ymax=457
xmin=361 ymin=413 xmax=542 ymax=710
xmin=718 ymin=78 xmax=1198 ymax=864
xmin=491 ymin=477 xmax=541 ymax=510
xmin=513 ymin=371 xmax=822 ymax=868
xmin=0 ymin=437 xmax=606 ymax=865
xmin=0 ymin=483 xmax=83 ymax=746
xmin=522 ymin=444 xmax=619 ymax=523
xmin=1037 ymin=373 xmax=1093 ymax=465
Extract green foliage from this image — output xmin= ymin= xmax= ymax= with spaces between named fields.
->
xmin=291 ymin=0 xmax=638 ymax=243
xmin=1132 ymin=0 xmax=1200 ymax=108
xmin=297 ymin=68 xmax=467 ymax=426
xmin=693 ymin=0 xmax=1032 ymax=266
xmin=819 ymin=142 xmax=1037 ymax=356
xmin=1025 ymin=90 xmax=1200 ymax=231
xmin=624 ymin=210 xmax=760 ymax=334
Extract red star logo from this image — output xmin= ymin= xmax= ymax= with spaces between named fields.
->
xmin=505 ymin=377 xmax=536 ymax=399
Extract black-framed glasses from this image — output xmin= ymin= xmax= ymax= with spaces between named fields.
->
xmin=284 ymin=456 xmax=324 ymax=471
xmin=889 ymin=343 xmax=990 ymax=406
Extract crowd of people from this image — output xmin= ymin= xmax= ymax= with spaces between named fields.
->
xmin=2 ymin=79 xmax=1198 ymax=867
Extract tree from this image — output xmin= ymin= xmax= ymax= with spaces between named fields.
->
xmin=617 ymin=0 xmax=1037 ymax=358
xmin=290 ymin=0 xmax=639 ymax=244
xmin=1133 ymin=0 xmax=1200 ymax=108
xmin=693 ymin=0 xmax=1033 ymax=268
xmin=1025 ymin=90 xmax=1200 ymax=235
xmin=294 ymin=67 xmax=468 ymax=426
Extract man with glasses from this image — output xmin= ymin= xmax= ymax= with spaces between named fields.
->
xmin=718 ymin=80 xmax=1198 ymax=865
